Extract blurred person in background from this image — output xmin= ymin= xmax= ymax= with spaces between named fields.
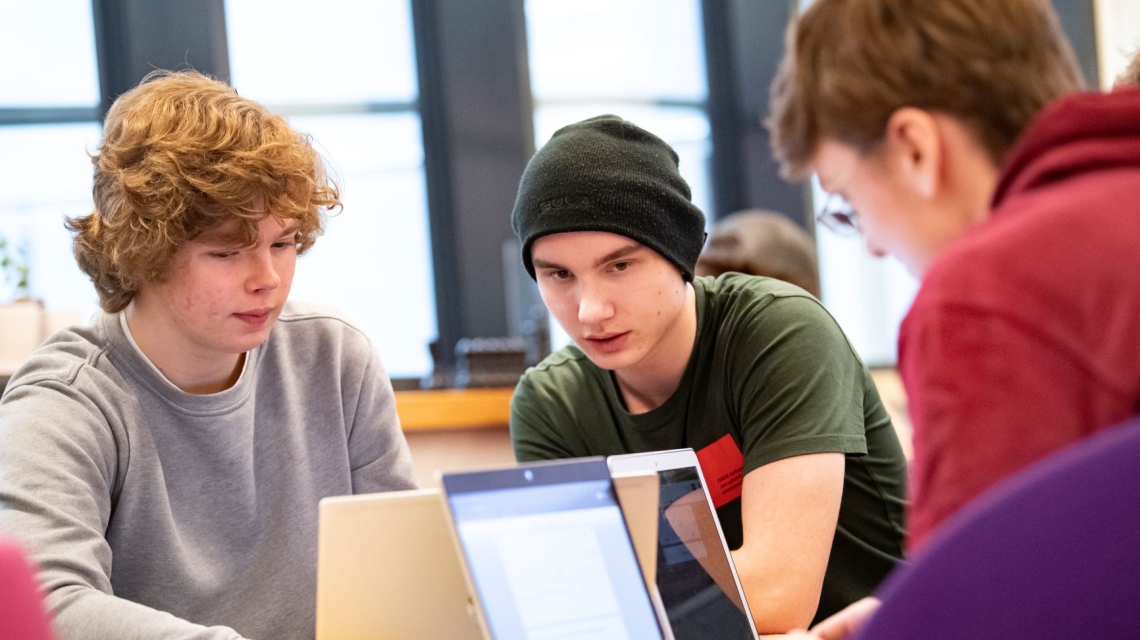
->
xmin=696 ymin=209 xmax=821 ymax=298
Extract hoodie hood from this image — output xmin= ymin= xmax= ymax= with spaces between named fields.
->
xmin=993 ymin=86 xmax=1140 ymax=210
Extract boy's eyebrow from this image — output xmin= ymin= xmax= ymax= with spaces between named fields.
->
xmin=195 ymin=223 xmax=300 ymax=247
xmin=593 ymin=243 xmax=642 ymax=266
xmin=532 ymin=242 xmax=643 ymax=271
xmin=532 ymin=257 xmax=566 ymax=270
xmin=195 ymin=232 xmax=244 ymax=248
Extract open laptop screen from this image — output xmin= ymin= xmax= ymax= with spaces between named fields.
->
xmin=442 ymin=459 xmax=664 ymax=640
xmin=656 ymin=466 xmax=755 ymax=638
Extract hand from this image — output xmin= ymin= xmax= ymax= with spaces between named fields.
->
xmin=785 ymin=597 xmax=882 ymax=640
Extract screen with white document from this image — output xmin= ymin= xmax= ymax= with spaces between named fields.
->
xmin=442 ymin=459 xmax=664 ymax=640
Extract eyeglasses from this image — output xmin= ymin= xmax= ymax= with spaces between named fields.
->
xmin=815 ymin=155 xmax=863 ymax=237
xmin=817 ymin=192 xmax=861 ymax=237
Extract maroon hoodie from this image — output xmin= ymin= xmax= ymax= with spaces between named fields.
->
xmin=898 ymin=87 xmax=1140 ymax=551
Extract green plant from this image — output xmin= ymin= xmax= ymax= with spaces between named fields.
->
xmin=0 ymin=234 xmax=30 ymax=301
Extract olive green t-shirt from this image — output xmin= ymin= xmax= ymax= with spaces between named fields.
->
xmin=510 ymin=273 xmax=907 ymax=625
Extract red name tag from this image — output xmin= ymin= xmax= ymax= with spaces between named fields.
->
xmin=696 ymin=434 xmax=744 ymax=508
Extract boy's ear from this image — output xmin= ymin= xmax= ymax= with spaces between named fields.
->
xmin=884 ymin=107 xmax=941 ymax=200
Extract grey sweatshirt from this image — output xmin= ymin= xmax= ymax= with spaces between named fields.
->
xmin=0 ymin=303 xmax=417 ymax=639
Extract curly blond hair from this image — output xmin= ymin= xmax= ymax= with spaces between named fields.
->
xmin=67 ymin=70 xmax=341 ymax=312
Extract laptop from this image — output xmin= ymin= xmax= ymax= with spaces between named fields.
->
xmin=315 ymin=489 xmax=483 ymax=640
xmin=316 ymin=473 xmax=661 ymax=640
xmin=608 ymin=448 xmax=760 ymax=640
xmin=440 ymin=458 xmax=667 ymax=640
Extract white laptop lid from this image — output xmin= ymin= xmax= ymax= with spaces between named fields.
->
xmin=315 ymin=489 xmax=482 ymax=640
xmin=607 ymin=448 xmax=760 ymax=640
xmin=440 ymin=458 xmax=666 ymax=640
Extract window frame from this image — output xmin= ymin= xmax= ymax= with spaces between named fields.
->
xmin=10 ymin=0 xmax=1100 ymax=384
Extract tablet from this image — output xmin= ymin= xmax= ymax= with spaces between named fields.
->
xmin=315 ymin=489 xmax=482 ymax=640
xmin=608 ymin=448 xmax=759 ymax=640
xmin=440 ymin=458 xmax=666 ymax=640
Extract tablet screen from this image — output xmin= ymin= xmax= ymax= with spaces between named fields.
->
xmin=656 ymin=466 xmax=755 ymax=639
xmin=443 ymin=460 xmax=664 ymax=640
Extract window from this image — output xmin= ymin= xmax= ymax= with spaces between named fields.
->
xmin=811 ymin=181 xmax=918 ymax=366
xmin=525 ymin=0 xmax=713 ymax=218
xmin=525 ymin=0 xmax=712 ymax=352
xmin=794 ymin=0 xmax=916 ymax=366
xmin=1094 ymin=0 xmax=1140 ymax=88
xmin=225 ymin=0 xmax=436 ymax=378
xmin=0 ymin=0 xmax=102 ymax=317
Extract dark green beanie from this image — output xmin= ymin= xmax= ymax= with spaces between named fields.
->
xmin=511 ymin=114 xmax=707 ymax=281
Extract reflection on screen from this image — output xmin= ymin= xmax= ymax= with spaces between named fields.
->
xmin=450 ymin=480 xmax=663 ymax=640
xmin=657 ymin=468 xmax=755 ymax=639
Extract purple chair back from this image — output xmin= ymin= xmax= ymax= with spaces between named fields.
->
xmin=0 ymin=539 xmax=55 ymax=640
xmin=856 ymin=417 xmax=1140 ymax=640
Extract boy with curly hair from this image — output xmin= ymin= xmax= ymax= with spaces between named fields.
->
xmin=0 ymin=71 xmax=416 ymax=639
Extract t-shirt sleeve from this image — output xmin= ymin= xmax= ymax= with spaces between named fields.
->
xmin=510 ymin=374 xmax=582 ymax=462
xmin=730 ymin=295 xmax=870 ymax=474
xmin=0 ymin=380 xmax=247 ymax=640
xmin=345 ymin=345 xmax=418 ymax=494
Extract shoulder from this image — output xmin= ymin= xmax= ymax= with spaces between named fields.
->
xmin=913 ymin=215 xmax=1037 ymax=314
xmin=511 ymin=346 xmax=604 ymax=460
xmin=1 ymin=321 xmax=125 ymax=456
xmin=700 ymin=273 xmax=830 ymax=322
xmin=699 ymin=271 xmax=816 ymax=302
xmin=513 ymin=345 xmax=617 ymax=422
xmin=515 ymin=345 xmax=596 ymax=401
xmin=700 ymin=273 xmax=853 ymax=351
xmin=258 ymin=303 xmax=390 ymax=396
xmin=274 ymin=301 xmax=371 ymax=342
xmin=269 ymin=302 xmax=377 ymax=364
xmin=918 ymin=164 xmax=1140 ymax=319
xmin=3 ymin=318 xmax=117 ymax=398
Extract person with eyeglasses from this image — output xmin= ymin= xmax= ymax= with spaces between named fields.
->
xmin=769 ymin=0 xmax=1140 ymax=636
xmin=815 ymin=194 xmax=860 ymax=239
xmin=508 ymin=115 xmax=907 ymax=634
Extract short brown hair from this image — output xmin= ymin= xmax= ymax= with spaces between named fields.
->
xmin=768 ymin=0 xmax=1084 ymax=179
xmin=696 ymin=210 xmax=821 ymax=298
xmin=67 ymin=70 xmax=341 ymax=312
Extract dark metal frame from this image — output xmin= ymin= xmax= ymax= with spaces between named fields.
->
xmin=5 ymin=0 xmax=1101 ymax=385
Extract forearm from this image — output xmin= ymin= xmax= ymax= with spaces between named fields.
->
xmin=734 ymin=454 xmax=845 ymax=633
xmin=733 ymin=547 xmax=822 ymax=633
xmin=47 ymin=585 xmax=245 ymax=640
xmin=0 ymin=389 xmax=245 ymax=640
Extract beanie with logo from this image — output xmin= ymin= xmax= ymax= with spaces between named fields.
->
xmin=511 ymin=114 xmax=707 ymax=281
